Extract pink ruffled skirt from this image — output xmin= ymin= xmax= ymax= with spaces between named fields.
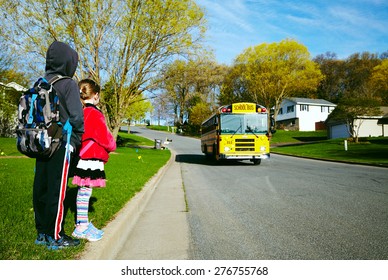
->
xmin=72 ymin=159 xmax=106 ymax=188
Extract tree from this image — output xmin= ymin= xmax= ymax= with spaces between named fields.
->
xmin=158 ymin=57 xmax=225 ymax=126
xmin=0 ymin=39 xmax=31 ymax=137
xmin=189 ymin=101 xmax=212 ymax=126
xmin=343 ymin=52 xmax=381 ymax=99
xmin=369 ymin=59 xmax=388 ymax=105
xmin=159 ymin=59 xmax=193 ymax=125
xmin=151 ymin=92 xmax=174 ymax=126
xmin=0 ymin=39 xmax=30 ymax=86
xmin=219 ymin=64 xmax=250 ymax=105
xmin=314 ymin=52 xmax=346 ymax=103
xmin=0 ymin=82 xmax=24 ymax=137
xmin=124 ymin=94 xmax=153 ymax=128
xmin=224 ymin=39 xmax=323 ymax=128
xmin=322 ymin=52 xmax=385 ymax=142
xmin=0 ymin=0 xmax=206 ymax=138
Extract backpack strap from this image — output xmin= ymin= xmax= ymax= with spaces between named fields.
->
xmin=27 ymin=94 xmax=38 ymax=125
xmin=48 ymin=75 xmax=71 ymax=85
xmin=63 ymin=119 xmax=73 ymax=160
xmin=49 ymin=75 xmax=73 ymax=154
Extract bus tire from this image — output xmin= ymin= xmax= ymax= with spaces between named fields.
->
xmin=252 ymin=159 xmax=261 ymax=165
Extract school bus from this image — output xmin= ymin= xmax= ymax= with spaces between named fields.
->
xmin=201 ymin=102 xmax=273 ymax=165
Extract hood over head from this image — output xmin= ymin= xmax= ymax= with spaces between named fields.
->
xmin=45 ymin=41 xmax=78 ymax=77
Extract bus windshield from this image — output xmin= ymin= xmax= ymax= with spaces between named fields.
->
xmin=220 ymin=113 xmax=268 ymax=135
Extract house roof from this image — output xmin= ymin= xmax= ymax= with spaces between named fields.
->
xmin=377 ymin=107 xmax=388 ymax=124
xmin=327 ymin=106 xmax=388 ymax=125
xmin=285 ymin=97 xmax=337 ymax=106
xmin=0 ymin=82 xmax=27 ymax=92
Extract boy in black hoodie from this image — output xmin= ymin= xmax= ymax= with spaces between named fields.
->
xmin=33 ymin=41 xmax=84 ymax=249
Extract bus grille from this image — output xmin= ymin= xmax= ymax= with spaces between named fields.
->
xmin=235 ymin=139 xmax=255 ymax=151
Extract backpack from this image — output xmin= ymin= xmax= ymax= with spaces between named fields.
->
xmin=16 ymin=75 xmax=71 ymax=159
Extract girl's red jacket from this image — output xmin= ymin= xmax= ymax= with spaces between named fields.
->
xmin=79 ymin=104 xmax=116 ymax=163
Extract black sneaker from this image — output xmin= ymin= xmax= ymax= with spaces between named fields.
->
xmin=47 ymin=234 xmax=81 ymax=250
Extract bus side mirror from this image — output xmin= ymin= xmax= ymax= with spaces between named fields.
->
xmin=270 ymin=115 xmax=276 ymax=134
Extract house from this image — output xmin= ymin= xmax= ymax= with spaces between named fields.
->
xmin=0 ymin=82 xmax=28 ymax=92
xmin=276 ymin=98 xmax=337 ymax=131
xmin=0 ymin=81 xmax=27 ymax=137
xmin=327 ymin=106 xmax=388 ymax=139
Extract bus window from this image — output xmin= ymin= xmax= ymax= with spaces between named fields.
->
xmin=220 ymin=114 xmax=267 ymax=135
xmin=220 ymin=114 xmax=243 ymax=134
xmin=245 ymin=114 xmax=267 ymax=133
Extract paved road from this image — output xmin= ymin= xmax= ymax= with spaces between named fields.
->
xmin=117 ymin=126 xmax=388 ymax=260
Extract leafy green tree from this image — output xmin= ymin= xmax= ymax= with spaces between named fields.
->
xmin=189 ymin=101 xmax=212 ymax=126
xmin=369 ymin=59 xmax=388 ymax=105
xmin=0 ymin=85 xmax=20 ymax=137
xmin=0 ymin=0 xmax=206 ymax=138
xmin=224 ymin=39 xmax=323 ymax=128
xmin=125 ymin=94 xmax=153 ymax=128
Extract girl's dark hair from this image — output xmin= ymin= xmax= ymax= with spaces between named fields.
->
xmin=79 ymin=79 xmax=100 ymax=102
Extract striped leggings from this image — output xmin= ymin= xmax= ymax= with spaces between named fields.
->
xmin=76 ymin=187 xmax=93 ymax=225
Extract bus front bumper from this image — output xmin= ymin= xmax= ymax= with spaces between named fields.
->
xmin=218 ymin=153 xmax=270 ymax=160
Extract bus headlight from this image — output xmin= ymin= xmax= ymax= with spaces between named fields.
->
xmin=224 ymin=146 xmax=231 ymax=152
xmin=260 ymin=146 xmax=266 ymax=151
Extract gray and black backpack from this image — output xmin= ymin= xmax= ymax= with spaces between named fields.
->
xmin=16 ymin=75 xmax=71 ymax=159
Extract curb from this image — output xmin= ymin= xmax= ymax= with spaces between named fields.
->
xmin=78 ymin=150 xmax=175 ymax=260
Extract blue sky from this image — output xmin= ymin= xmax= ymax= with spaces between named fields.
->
xmin=196 ymin=0 xmax=388 ymax=65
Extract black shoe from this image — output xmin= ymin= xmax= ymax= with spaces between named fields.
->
xmin=47 ymin=234 xmax=80 ymax=250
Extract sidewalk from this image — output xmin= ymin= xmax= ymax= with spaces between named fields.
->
xmin=79 ymin=151 xmax=189 ymax=260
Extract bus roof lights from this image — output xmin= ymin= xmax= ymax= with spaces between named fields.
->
xmin=256 ymin=105 xmax=267 ymax=113
xmin=221 ymin=106 xmax=232 ymax=113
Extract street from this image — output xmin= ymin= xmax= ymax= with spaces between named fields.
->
xmin=123 ymin=126 xmax=388 ymax=260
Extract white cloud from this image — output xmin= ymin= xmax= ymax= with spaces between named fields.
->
xmin=196 ymin=0 xmax=388 ymax=63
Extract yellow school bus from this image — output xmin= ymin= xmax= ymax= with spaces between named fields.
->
xmin=201 ymin=102 xmax=272 ymax=165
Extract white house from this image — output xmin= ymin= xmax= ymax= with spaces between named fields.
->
xmin=0 ymin=81 xmax=28 ymax=92
xmin=276 ymin=98 xmax=337 ymax=131
xmin=327 ymin=107 xmax=388 ymax=139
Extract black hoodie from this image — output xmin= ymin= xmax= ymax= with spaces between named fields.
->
xmin=45 ymin=41 xmax=84 ymax=149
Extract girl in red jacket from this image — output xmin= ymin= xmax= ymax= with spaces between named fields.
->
xmin=72 ymin=79 xmax=116 ymax=241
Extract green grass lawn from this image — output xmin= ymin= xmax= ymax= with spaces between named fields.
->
xmin=0 ymin=132 xmax=170 ymax=260
xmin=270 ymin=129 xmax=328 ymax=144
xmin=271 ymin=131 xmax=388 ymax=167
xmin=146 ymin=125 xmax=176 ymax=132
